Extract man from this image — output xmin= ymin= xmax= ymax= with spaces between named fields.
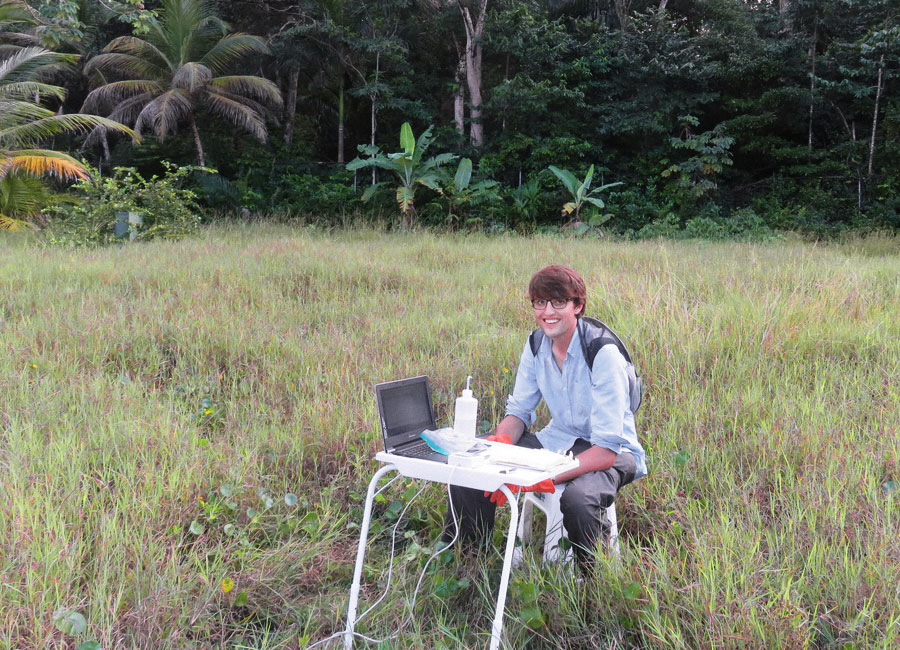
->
xmin=444 ymin=265 xmax=647 ymax=565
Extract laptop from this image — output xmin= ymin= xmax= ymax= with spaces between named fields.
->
xmin=375 ymin=375 xmax=448 ymax=464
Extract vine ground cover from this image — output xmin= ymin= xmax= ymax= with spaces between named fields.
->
xmin=0 ymin=226 xmax=898 ymax=648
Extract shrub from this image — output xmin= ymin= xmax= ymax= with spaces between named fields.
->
xmin=44 ymin=163 xmax=204 ymax=247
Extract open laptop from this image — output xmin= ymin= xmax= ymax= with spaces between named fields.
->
xmin=375 ymin=375 xmax=448 ymax=464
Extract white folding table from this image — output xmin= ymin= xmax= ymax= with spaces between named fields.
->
xmin=343 ymin=450 xmax=579 ymax=650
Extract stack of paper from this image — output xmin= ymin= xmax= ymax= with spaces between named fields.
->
xmin=484 ymin=443 xmax=574 ymax=472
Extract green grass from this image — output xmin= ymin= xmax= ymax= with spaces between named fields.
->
xmin=1 ymin=225 xmax=898 ymax=649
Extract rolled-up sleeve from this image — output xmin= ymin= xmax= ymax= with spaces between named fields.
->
xmin=504 ymin=341 xmax=542 ymax=428
xmin=589 ymin=344 xmax=631 ymax=453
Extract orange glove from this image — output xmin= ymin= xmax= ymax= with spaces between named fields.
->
xmin=485 ymin=478 xmax=555 ymax=507
xmin=484 ymin=433 xmax=512 ymax=444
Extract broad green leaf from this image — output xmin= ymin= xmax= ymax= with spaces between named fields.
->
xmin=520 ymin=606 xmax=545 ymax=628
xmin=396 ymin=186 xmax=415 ymax=213
xmin=584 ymin=196 xmax=606 ymax=209
xmin=588 ymin=213 xmax=612 ymax=227
xmin=400 ymin=122 xmax=415 ymax=156
xmin=53 ymin=609 xmax=87 ymax=635
xmin=77 ymin=642 xmax=101 ymax=650
xmin=412 ymin=125 xmax=435 ymax=164
xmin=360 ymin=183 xmax=382 ymax=202
xmin=622 ymin=582 xmax=642 ymax=600
xmin=577 ymin=165 xmax=595 ymax=199
xmin=234 ymin=591 xmax=249 ymax=607
xmin=454 ymin=158 xmax=472 ymax=191
xmin=592 ymin=181 xmax=624 ymax=193
xmin=548 ymin=166 xmax=579 ymax=196
xmin=284 ymin=493 xmax=298 ymax=506
xmin=189 ymin=519 xmax=205 ymax=535
xmin=219 ymin=484 xmax=234 ymax=497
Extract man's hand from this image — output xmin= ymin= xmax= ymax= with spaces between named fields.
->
xmin=485 ymin=478 xmax=555 ymax=507
xmin=484 ymin=433 xmax=512 ymax=444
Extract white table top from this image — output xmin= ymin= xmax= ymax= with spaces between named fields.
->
xmin=374 ymin=450 xmax=579 ymax=492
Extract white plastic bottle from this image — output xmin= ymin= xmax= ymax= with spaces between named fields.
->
xmin=453 ymin=375 xmax=478 ymax=444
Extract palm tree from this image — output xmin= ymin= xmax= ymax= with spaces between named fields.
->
xmin=82 ymin=0 xmax=282 ymax=166
xmin=0 ymin=46 xmax=137 ymax=230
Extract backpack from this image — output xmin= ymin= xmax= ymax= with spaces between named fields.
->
xmin=529 ymin=316 xmax=644 ymax=414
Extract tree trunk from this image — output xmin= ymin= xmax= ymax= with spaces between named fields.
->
xmin=100 ymin=129 xmax=110 ymax=163
xmin=868 ymin=54 xmax=884 ymax=177
xmin=190 ymin=117 xmax=205 ymax=167
xmin=454 ymin=50 xmax=466 ymax=137
xmin=369 ymin=52 xmax=381 ymax=184
xmin=460 ymin=0 xmax=487 ymax=148
xmin=614 ymin=0 xmax=631 ymax=32
xmin=806 ymin=23 xmax=818 ymax=151
xmin=337 ymin=78 xmax=345 ymax=164
xmin=283 ymin=67 xmax=299 ymax=145
xmin=284 ymin=68 xmax=300 ymax=144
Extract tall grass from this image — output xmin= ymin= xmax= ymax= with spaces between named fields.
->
xmin=1 ymin=225 xmax=898 ymax=649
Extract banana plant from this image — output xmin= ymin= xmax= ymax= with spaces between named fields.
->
xmin=547 ymin=164 xmax=621 ymax=226
xmin=347 ymin=122 xmax=456 ymax=223
xmin=437 ymin=157 xmax=500 ymax=225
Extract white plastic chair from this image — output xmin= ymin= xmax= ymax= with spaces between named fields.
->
xmin=512 ymin=485 xmax=619 ymax=567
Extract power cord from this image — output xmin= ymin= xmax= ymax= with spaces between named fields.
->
xmin=307 ymin=467 xmax=464 ymax=648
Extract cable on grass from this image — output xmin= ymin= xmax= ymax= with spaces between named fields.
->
xmin=307 ymin=467 xmax=465 ymax=648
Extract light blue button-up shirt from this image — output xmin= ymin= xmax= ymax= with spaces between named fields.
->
xmin=504 ymin=325 xmax=647 ymax=479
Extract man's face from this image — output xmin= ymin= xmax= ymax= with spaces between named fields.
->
xmin=533 ymin=297 xmax=579 ymax=342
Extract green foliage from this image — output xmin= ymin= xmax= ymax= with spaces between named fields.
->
xmin=82 ymin=0 xmax=281 ymax=166
xmin=346 ymin=122 xmax=456 ymax=224
xmin=0 ymin=45 xmax=137 ymax=230
xmin=425 ymin=157 xmax=501 ymax=227
xmin=660 ymin=116 xmax=735 ymax=207
xmin=547 ymin=164 xmax=621 ymax=225
xmin=43 ymin=163 xmax=204 ymax=246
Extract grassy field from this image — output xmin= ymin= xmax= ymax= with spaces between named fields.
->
xmin=1 ymin=225 xmax=899 ymax=649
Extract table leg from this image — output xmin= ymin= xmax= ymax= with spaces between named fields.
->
xmin=344 ymin=464 xmax=397 ymax=650
xmin=489 ymin=485 xmax=519 ymax=650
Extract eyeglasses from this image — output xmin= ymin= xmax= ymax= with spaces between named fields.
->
xmin=531 ymin=298 xmax=572 ymax=310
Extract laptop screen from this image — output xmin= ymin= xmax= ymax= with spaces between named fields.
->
xmin=376 ymin=376 xmax=436 ymax=445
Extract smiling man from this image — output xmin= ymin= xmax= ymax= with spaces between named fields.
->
xmin=444 ymin=265 xmax=647 ymax=566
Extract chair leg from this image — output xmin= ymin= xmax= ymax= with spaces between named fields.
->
xmin=605 ymin=502 xmax=620 ymax=560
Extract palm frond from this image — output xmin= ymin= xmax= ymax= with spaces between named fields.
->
xmin=0 ymin=173 xmax=46 ymax=219
xmin=82 ymin=80 xmax=163 ymax=113
xmin=172 ymin=62 xmax=212 ymax=92
xmin=0 ymin=80 xmax=65 ymax=102
xmin=1 ymin=150 xmax=87 ymax=181
xmin=0 ymin=99 xmax=53 ymax=131
xmin=208 ymin=75 xmax=282 ymax=107
xmin=135 ymin=89 xmax=192 ymax=139
xmin=202 ymin=92 xmax=267 ymax=141
xmin=1 ymin=113 xmax=138 ymax=147
xmin=201 ymin=33 xmax=270 ymax=74
xmin=99 ymin=36 xmax=172 ymax=71
xmin=0 ymin=47 xmax=78 ymax=85
xmin=84 ymin=52 xmax=168 ymax=81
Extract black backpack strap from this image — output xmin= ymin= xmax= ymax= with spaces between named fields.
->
xmin=529 ymin=316 xmax=642 ymax=413
xmin=529 ymin=328 xmax=544 ymax=356
xmin=579 ymin=316 xmax=633 ymax=366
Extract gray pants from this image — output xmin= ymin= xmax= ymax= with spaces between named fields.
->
xmin=443 ymin=433 xmax=637 ymax=563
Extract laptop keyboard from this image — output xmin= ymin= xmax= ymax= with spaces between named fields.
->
xmin=397 ymin=442 xmax=447 ymax=462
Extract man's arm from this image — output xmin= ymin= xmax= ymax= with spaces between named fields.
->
xmin=493 ymin=414 xmax=526 ymax=444
xmin=553 ymin=445 xmax=616 ymax=484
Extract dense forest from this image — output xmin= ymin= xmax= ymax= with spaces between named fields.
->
xmin=2 ymin=0 xmax=899 ymax=237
